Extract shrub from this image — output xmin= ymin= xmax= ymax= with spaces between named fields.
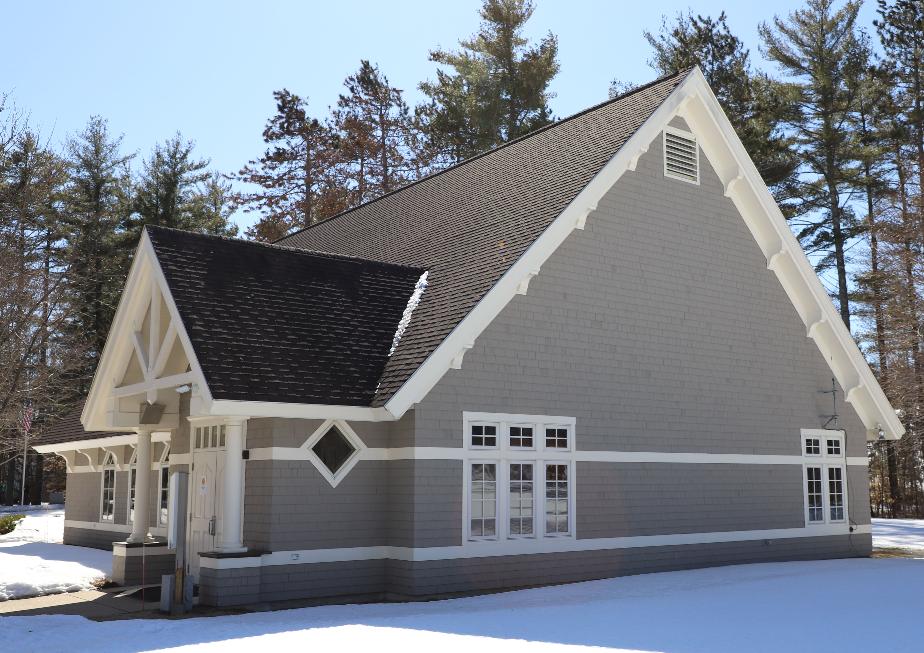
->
xmin=0 ymin=514 xmax=25 ymax=535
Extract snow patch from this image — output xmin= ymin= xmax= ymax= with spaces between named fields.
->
xmin=0 ymin=509 xmax=110 ymax=601
xmin=389 ymin=270 xmax=429 ymax=355
xmin=872 ymin=518 xmax=924 ymax=550
xmin=3 ymin=559 xmax=924 ymax=651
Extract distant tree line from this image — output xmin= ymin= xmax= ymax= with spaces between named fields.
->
xmin=2 ymin=0 xmax=923 ymax=518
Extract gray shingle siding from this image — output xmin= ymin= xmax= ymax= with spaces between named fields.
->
xmin=64 ymin=471 xmax=102 ymax=522
xmin=576 ymin=463 xmax=806 ymax=538
xmin=414 ymin=120 xmax=867 ymax=458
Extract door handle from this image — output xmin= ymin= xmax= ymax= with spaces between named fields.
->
xmin=208 ymin=516 xmax=216 ymax=536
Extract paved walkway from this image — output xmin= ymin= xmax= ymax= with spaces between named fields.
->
xmin=0 ymin=588 xmax=161 ymax=619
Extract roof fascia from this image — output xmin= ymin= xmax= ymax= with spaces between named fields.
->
xmin=678 ymin=69 xmax=903 ymax=440
xmin=383 ymin=67 xmax=902 ymax=441
xmin=206 ymin=399 xmax=393 ymax=422
xmin=33 ymin=431 xmax=171 ymax=454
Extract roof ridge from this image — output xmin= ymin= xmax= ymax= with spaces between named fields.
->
xmin=277 ymin=68 xmax=693 ymax=245
xmin=144 ymin=224 xmax=426 ymax=272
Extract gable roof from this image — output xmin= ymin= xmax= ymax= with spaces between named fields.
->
xmin=146 ymin=226 xmax=426 ymax=406
xmin=80 ymin=67 xmax=901 ymax=440
xmin=279 ymin=70 xmax=690 ymax=405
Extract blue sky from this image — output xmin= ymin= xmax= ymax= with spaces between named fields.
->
xmin=1 ymin=1 xmax=880 ymax=232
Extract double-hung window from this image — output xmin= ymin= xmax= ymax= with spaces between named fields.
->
xmin=464 ymin=413 xmax=575 ymax=543
xmin=100 ymin=452 xmax=116 ymax=522
xmin=802 ymin=430 xmax=847 ymax=526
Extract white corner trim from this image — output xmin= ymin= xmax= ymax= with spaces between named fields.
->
xmin=199 ymin=522 xmax=871 ymax=570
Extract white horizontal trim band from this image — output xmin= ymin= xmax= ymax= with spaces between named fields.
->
xmin=199 ymin=523 xmax=870 ymax=569
xmin=64 ymin=519 xmax=166 ymax=537
xmin=112 ymin=544 xmax=174 ymax=557
xmin=246 ymin=446 xmax=867 ymax=467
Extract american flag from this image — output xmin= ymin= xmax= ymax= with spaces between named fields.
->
xmin=20 ymin=405 xmax=33 ymax=435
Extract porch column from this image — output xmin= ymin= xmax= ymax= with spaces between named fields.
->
xmin=127 ymin=428 xmax=153 ymax=543
xmin=217 ymin=419 xmax=247 ymax=552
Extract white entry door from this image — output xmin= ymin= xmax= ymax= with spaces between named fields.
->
xmin=187 ymin=445 xmax=226 ymax=580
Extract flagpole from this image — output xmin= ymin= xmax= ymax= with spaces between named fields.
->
xmin=20 ymin=429 xmax=27 ymax=506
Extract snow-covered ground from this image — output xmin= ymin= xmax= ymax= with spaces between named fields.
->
xmin=4 ymin=557 xmax=924 ymax=653
xmin=0 ymin=507 xmax=110 ymax=601
xmin=872 ymin=518 xmax=924 ymax=551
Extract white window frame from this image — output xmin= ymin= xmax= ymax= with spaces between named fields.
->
xmin=801 ymin=429 xmax=848 ymax=526
xmin=301 ymin=419 xmax=366 ymax=488
xmin=507 ymin=424 xmax=536 ymax=451
xmin=99 ymin=451 xmax=116 ymax=522
xmin=462 ymin=412 xmax=577 ymax=542
xmin=467 ymin=461 xmax=500 ymax=541
xmin=469 ymin=421 xmax=500 ymax=450
xmin=158 ymin=445 xmax=170 ymax=528
xmin=126 ymin=448 xmax=138 ymax=524
xmin=662 ymin=126 xmax=700 ymax=185
xmin=507 ymin=460 xmax=537 ymax=539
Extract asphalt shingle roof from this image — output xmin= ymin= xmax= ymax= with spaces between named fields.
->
xmin=30 ymin=406 xmax=128 ymax=446
xmin=146 ymin=226 xmax=426 ymax=405
xmin=279 ymin=70 xmax=688 ymax=405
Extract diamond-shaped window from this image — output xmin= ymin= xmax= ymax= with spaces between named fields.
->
xmin=311 ymin=426 xmax=356 ymax=475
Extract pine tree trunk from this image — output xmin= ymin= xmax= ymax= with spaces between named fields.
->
xmin=828 ymin=179 xmax=851 ymax=329
xmin=866 ymin=171 xmax=902 ymax=515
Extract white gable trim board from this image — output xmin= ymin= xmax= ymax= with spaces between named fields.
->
xmin=82 ymin=231 xmax=212 ymax=432
xmin=381 ymin=68 xmax=903 ymax=440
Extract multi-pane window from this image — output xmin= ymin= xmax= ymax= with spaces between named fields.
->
xmin=100 ymin=452 xmax=116 ymax=522
xmin=545 ymin=427 xmax=569 ymax=449
xmin=159 ymin=466 xmax=170 ymax=526
xmin=464 ymin=413 xmax=576 ymax=542
xmin=806 ymin=467 xmax=824 ymax=523
xmin=194 ymin=425 xmax=226 ymax=450
xmin=128 ymin=467 xmax=137 ymax=523
xmin=802 ymin=431 xmax=847 ymax=526
xmin=470 ymin=463 xmax=497 ymax=538
xmin=509 ymin=426 xmax=533 ymax=449
xmin=471 ymin=424 xmax=497 ymax=448
xmin=828 ymin=467 xmax=845 ymax=522
xmin=545 ymin=464 xmax=570 ymax=535
xmin=508 ymin=463 xmax=534 ymax=536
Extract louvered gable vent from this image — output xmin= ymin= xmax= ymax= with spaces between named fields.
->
xmin=663 ymin=128 xmax=699 ymax=184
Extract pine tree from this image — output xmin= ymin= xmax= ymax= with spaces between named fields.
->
xmin=62 ymin=116 xmax=133 ymax=368
xmin=233 ymin=90 xmax=345 ymax=241
xmin=130 ymin=133 xmax=236 ymax=237
xmin=759 ymin=0 xmax=865 ymax=329
xmin=335 ymin=60 xmax=416 ymax=203
xmin=420 ymin=0 xmax=559 ymax=162
xmin=876 ymin=0 xmax=924 ymax=244
xmin=640 ymin=11 xmax=797 ymax=189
